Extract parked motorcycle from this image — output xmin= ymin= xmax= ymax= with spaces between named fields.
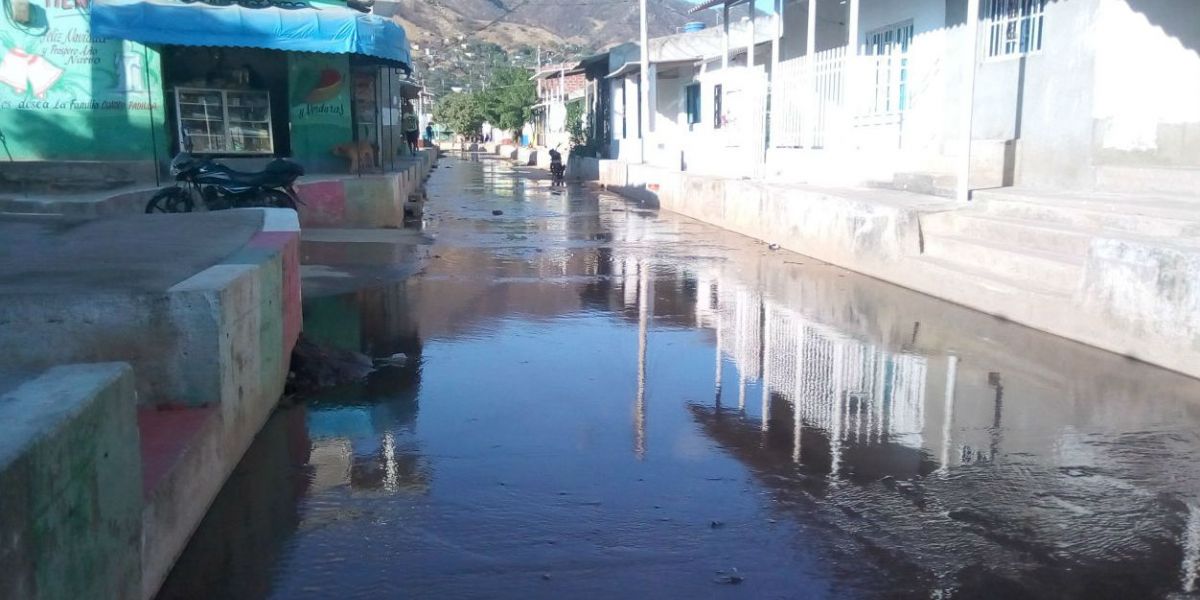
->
xmin=145 ymin=153 xmax=304 ymax=214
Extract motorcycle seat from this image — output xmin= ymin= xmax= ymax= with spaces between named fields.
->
xmin=201 ymin=159 xmax=303 ymax=188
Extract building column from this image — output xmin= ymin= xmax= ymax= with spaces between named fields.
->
xmin=771 ymin=0 xmax=782 ymax=71
xmin=958 ymin=0 xmax=981 ymax=201
xmin=647 ymin=63 xmax=658 ymax=140
xmin=846 ymin=0 xmax=859 ymax=55
xmin=844 ymin=0 xmax=859 ymax=147
xmin=747 ymin=0 xmax=756 ymax=69
xmin=805 ymin=0 xmax=818 ymax=148
xmin=639 ymin=0 xmax=650 ymax=163
xmin=722 ymin=2 xmax=731 ymax=70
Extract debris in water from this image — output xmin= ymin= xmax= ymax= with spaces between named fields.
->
xmin=541 ymin=573 xmax=552 ymax=581
xmin=374 ymin=352 xmax=408 ymax=367
xmin=714 ymin=568 xmax=744 ymax=585
xmin=288 ymin=334 xmax=374 ymax=392
xmin=492 ymin=209 xmax=504 ymax=215
xmin=710 ymin=520 xmax=725 ymax=529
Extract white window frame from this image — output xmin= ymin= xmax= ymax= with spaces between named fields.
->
xmin=863 ymin=20 xmax=914 ymax=114
xmin=864 ymin=20 xmax=914 ymax=57
xmin=985 ymin=0 xmax=1046 ymax=59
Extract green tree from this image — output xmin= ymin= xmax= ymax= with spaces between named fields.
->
xmin=433 ymin=93 xmax=485 ymax=137
xmin=478 ymin=66 xmax=537 ymax=132
xmin=566 ymin=99 xmax=601 ymax=157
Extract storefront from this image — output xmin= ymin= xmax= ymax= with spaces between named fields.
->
xmin=0 ymin=0 xmax=411 ymax=177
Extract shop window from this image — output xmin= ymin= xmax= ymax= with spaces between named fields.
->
xmin=685 ymin=83 xmax=701 ymax=125
xmin=986 ymin=0 xmax=1045 ymax=58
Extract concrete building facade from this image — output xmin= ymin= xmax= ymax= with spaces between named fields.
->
xmin=611 ymin=0 xmax=1199 ymax=198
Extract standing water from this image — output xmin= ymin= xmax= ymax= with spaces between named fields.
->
xmin=158 ymin=155 xmax=1200 ymax=599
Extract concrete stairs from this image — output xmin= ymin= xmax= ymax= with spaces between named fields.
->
xmin=973 ymin=188 xmax=1200 ymax=238
xmin=913 ymin=188 xmax=1200 ymax=303
xmin=870 ymin=171 xmax=958 ymax=199
xmin=1095 ymin=165 xmax=1200 ymax=197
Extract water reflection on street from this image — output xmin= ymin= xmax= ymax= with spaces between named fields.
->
xmin=159 ymin=156 xmax=1200 ymax=599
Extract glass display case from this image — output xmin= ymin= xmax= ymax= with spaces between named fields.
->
xmin=174 ymin=88 xmax=274 ymax=155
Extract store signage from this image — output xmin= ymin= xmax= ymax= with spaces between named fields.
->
xmin=0 ymin=0 xmax=164 ymax=159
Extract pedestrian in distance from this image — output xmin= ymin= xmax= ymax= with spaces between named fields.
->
xmin=401 ymin=101 xmax=420 ymax=155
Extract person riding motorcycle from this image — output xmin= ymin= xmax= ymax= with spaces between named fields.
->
xmin=548 ymin=146 xmax=565 ymax=184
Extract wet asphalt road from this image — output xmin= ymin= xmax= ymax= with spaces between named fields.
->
xmin=159 ymin=154 xmax=1200 ymax=599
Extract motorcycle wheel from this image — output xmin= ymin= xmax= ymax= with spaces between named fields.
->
xmin=145 ymin=187 xmax=195 ymax=214
xmin=261 ymin=189 xmax=298 ymax=210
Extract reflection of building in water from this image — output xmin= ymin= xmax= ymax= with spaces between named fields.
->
xmin=694 ymin=269 xmax=929 ymax=469
xmin=306 ymin=419 xmax=430 ymax=495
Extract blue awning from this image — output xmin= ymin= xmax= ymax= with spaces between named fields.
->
xmin=92 ymin=0 xmax=411 ymax=68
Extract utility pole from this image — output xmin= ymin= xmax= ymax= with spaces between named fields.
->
xmin=638 ymin=0 xmax=649 ymax=162
xmin=958 ymin=0 xmax=981 ymax=201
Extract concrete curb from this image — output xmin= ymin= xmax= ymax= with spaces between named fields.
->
xmin=296 ymin=148 xmax=437 ymax=228
xmin=141 ymin=207 xmax=301 ymax=599
xmin=0 ymin=363 xmax=142 ymax=600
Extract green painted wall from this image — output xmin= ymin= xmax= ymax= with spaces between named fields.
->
xmin=0 ymin=4 xmax=167 ymax=161
xmin=288 ymin=52 xmax=352 ymax=173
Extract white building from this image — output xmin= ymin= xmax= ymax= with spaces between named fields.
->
xmin=617 ymin=0 xmax=1200 ymax=199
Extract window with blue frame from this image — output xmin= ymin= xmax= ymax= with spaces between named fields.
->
xmin=685 ymin=83 xmax=701 ymax=125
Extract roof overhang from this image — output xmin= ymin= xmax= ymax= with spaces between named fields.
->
xmin=605 ymin=61 xmax=640 ymax=79
xmin=606 ymin=58 xmax=703 ymax=79
xmin=690 ymin=0 xmax=750 ymax=13
xmin=92 ymin=0 xmax=412 ymax=68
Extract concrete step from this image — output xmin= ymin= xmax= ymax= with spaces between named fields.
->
xmin=921 ymin=212 xmax=1094 ymax=258
xmin=1095 ymin=165 xmax=1200 ymax=196
xmin=922 ymin=232 xmax=1084 ymax=295
xmin=911 ymin=254 xmax=1073 ymax=300
xmin=0 ymin=188 xmax=153 ymax=218
xmin=974 ymin=189 xmax=1200 ymax=238
xmin=870 ymin=171 xmax=958 ymax=199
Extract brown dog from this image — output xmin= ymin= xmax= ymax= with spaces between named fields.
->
xmin=332 ymin=140 xmax=376 ymax=173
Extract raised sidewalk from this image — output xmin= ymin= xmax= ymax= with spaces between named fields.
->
xmin=0 ymin=147 xmax=439 ymax=228
xmin=0 ymin=208 xmax=302 ymax=599
xmin=569 ymin=155 xmax=1200 ymax=380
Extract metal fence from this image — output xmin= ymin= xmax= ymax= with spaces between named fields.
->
xmin=769 ymin=45 xmax=911 ymax=150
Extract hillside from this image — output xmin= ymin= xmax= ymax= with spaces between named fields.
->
xmin=377 ymin=0 xmax=718 ymax=95
xmin=393 ymin=0 xmax=715 ymax=49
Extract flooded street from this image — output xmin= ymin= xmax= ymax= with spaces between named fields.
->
xmin=159 ymin=155 xmax=1200 ymax=599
